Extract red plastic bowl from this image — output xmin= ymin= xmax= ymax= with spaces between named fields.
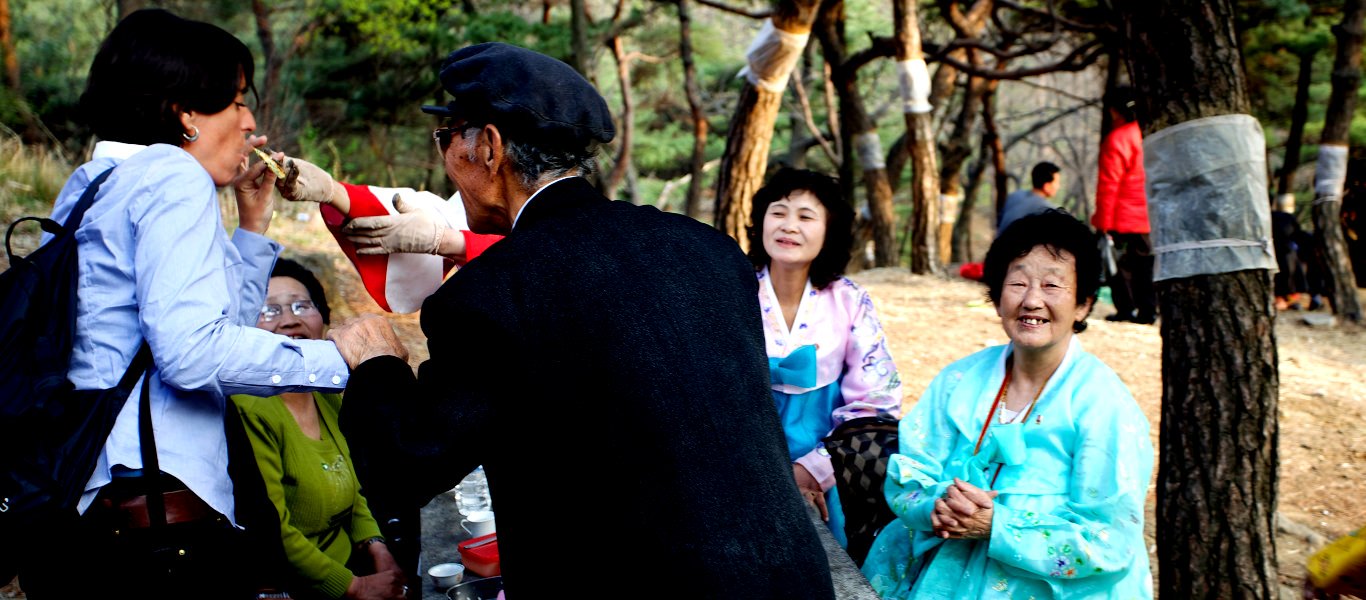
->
xmin=457 ymin=532 xmax=501 ymax=577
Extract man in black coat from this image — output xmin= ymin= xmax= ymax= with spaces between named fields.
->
xmin=329 ymin=43 xmax=835 ymax=598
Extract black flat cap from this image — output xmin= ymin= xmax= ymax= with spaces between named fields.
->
xmin=422 ymin=43 xmax=615 ymax=149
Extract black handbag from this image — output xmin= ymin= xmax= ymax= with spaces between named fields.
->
xmin=1 ymin=345 xmax=151 ymax=582
xmin=822 ymin=414 xmax=899 ymax=567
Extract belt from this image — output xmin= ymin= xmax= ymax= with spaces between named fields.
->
xmin=97 ymin=487 xmax=219 ymax=529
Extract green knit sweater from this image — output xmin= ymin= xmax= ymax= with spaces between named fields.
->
xmin=232 ymin=392 xmax=384 ymax=599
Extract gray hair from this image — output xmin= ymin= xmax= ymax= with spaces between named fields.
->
xmin=461 ymin=126 xmax=601 ymax=189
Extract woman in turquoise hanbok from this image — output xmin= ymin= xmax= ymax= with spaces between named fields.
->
xmin=862 ymin=209 xmax=1155 ymax=599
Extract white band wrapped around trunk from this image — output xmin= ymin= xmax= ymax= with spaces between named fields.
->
xmin=1143 ymin=114 xmax=1276 ymax=282
xmin=896 ymin=59 xmax=933 ymax=114
xmin=855 ymin=131 xmax=886 ymax=171
xmin=1275 ymin=193 xmax=1296 ymax=214
xmin=940 ymin=192 xmax=961 ymax=225
xmin=1313 ymin=144 xmax=1349 ymax=204
xmin=737 ymin=19 xmax=810 ymax=94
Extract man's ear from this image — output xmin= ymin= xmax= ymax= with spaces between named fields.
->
xmin=479 ymin=124 xmax=504 ymax=171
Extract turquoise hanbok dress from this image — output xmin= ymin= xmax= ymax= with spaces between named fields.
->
xmin=757 ymin=269 xmax=903 ymax=547
xmin=862 ymin=337 xmax=1154 ymax=599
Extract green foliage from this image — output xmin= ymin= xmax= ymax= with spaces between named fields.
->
xmin=1241 ymin=0 xmax=1366 ymax=176
xmin=4 ymin=0 xmax=111 ymax=152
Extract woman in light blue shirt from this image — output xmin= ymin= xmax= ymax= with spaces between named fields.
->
xmin=21 ymin=9 xmax=352 ymax=598
xmin=862 ymin=210 xmax=1154 ymax=599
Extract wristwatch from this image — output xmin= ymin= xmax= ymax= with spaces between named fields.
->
xmin=356 ymin=536 xmax=385 ymax=549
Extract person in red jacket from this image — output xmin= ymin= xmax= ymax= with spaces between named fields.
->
xmin=1092 ymin=86 xmax=1156 ymax=324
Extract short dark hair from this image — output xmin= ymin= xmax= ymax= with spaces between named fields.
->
xmin=746 ymin=169 xmax=854 ymax=290
xmin=1031 ymin=162 xmax=1061 ymax=190
xmin=1104 ymin=85 xmax=1138 ymax=124
xmin=983 ymin=209 xmax=1100 ymax=333
xmin=271 ymin=258 xmax=331 ymax=325
xmin=80 ymin=9 xmax=255 ymax=147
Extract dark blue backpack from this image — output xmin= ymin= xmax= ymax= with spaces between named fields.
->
xmin=0 ymin=167 xmax=151 ymax=579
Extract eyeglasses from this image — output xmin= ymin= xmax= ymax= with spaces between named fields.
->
xmin=433 ymin=124 xmax=480 ymax=153
xmin=259 ymin=300 xmax=317 ymax=323
xmin=433 ymin=127 xmax=458 ymax=152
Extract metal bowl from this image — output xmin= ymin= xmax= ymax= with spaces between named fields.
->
xmin=446 ymin=575 xmax=503 ymax=600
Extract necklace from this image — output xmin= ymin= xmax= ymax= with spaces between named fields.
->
xmin=972 ymin=359 xmax=1052 ymax=488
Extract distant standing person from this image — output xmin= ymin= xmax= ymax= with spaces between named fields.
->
xmin=1092 ymin=86 xmax=1156 ymax=325
xmin=327 ymin=43 xmax=835 ymax=598
xmin=998 ymin=162 xmax=1062 ymax=233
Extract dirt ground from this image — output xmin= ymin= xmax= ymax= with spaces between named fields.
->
xmin=3 ymin=212 xmax=1363 ymax=597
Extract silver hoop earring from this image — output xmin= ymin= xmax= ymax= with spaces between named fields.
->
xmin=182 ymin=125 xmax=200 ymax=143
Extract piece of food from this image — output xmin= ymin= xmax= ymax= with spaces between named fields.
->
xmin=252 ymin=146 xmax=287 ymax=178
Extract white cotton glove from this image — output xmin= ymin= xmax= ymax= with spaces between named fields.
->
xmin=343 ymin=194 xmax=445 ymax=255
xmin=276 ymin=156 xmax=338 ymax=204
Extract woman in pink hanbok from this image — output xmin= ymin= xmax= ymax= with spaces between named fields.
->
xmin=746 ymin=169 xmax=903 ymax=547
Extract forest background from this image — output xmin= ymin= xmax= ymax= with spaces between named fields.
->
xmin=3 ymin=0 xmax=1364 ymax=267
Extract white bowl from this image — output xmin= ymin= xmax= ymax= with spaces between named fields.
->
xmin=428 ymin=562 xmax=465 ymax=589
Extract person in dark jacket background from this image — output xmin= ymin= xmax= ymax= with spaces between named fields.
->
xmin=328 ymin=43 xmax=835 ymax=599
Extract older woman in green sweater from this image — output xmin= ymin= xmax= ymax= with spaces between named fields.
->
xmin=233 ymin=259 xmax=405 ymax=600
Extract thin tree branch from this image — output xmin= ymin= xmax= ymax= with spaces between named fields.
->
xmin=842 ymin=35 xmax=896 ymax=78
xmin=936 ymin=40 xmax=1103 ymax=80
xmin=1006 ymin=76 xmax=1095 ymax=103
xmin=933 ymin=35 xmax=1060 ymax=61
xmin=945 ymin=0 xmax=995 ymax=36
xmin=1003 ymin=99 xmax=1100 ymax=152
xmin=995 ymin=0 xmax=1112 ymax=33
xmin=789 ymin=70 xmax=841 ymax=165
xmin=600 ymin=4 xmax=656 ymax=41
xmin=692 ymin=0 xmax=770 ymax=19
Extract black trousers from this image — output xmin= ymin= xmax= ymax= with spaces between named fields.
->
xmin=1109 ymin=232 xmax=1156 ymax=318
xmin=21 ymin=481 xmax=258 ymax=600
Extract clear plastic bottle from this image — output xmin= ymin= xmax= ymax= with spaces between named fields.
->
xmin=455 ymin=465 xmax=490 ymax=516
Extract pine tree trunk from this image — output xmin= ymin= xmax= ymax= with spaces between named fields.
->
xmin=569 ymin=0 xmax=593 ymax=78
xmin=1313 ymin=0 xmax=1365 ymax=322
xmin=1118 ymin=1 xmax=1280 ymax=597
xmin=0 ymin=0 xmax=16 ymax=94
xmin=601 ymin=36 xmax=635 ymax=197
xmin=816 ymin=0 xmax=896 ymax=267
xmin=983 ymin=87 xmax=1007 ymax=225
xmin=894 ymin=0 xmax=940 ymax=274
xmin=250 ymin=0 xmax=284 ymax=138
xmin=713 ymin=0 xmax=820 ymax=248
xmin=1277 ymin=50 xmax=1314 ymax=197
xmin=677 ymin=0 xmax=708 ymax=220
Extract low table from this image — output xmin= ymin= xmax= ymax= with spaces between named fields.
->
xmin=418 ymin=491 xmax=877 ymax=599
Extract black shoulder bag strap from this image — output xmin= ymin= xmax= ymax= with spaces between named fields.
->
xmin=4 ymin=167 xmax=115 ymax=262
xmin=137 ymin=361 xmax=165 ymax=528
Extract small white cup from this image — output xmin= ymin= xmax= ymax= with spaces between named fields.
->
xmin=461 ymin=510 xmax=496 ymax=538
xmin=428 ymin=562 xmax=465 ymax=589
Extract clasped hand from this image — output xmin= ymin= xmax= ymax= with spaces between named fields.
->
xmin=930 ymin=477 xmax=997 ymax=540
